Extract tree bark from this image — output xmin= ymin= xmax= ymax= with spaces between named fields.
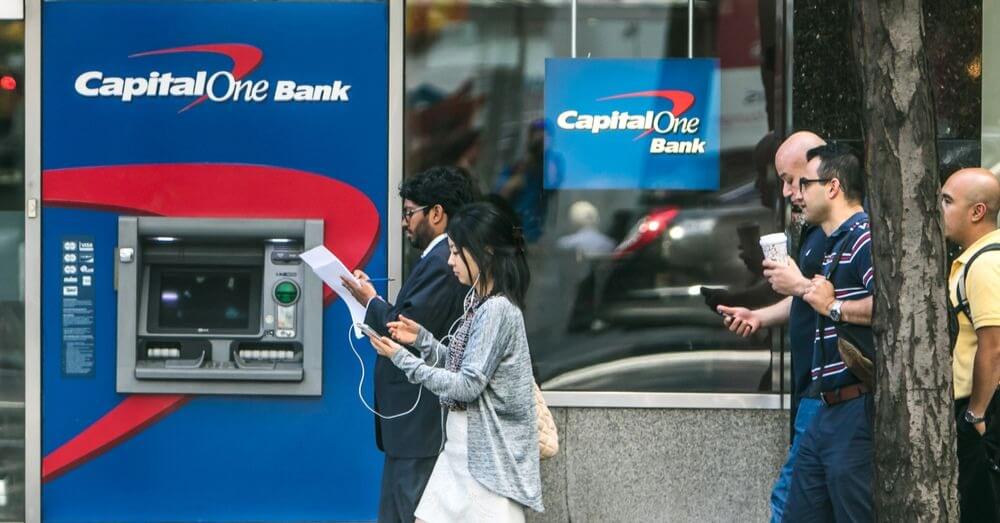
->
xmin=851 ymin=1 xmax=958 ymax=521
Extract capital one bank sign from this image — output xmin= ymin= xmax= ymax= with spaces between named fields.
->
xmin=545 ymin=58 xmax=720 ymax=190
xmin=71 ymin=43 xmax=354 ymax=113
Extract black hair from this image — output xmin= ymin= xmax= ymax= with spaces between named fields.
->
xmin=806 ymin=143 xmax=865 ymax=203
xmin=446 ymin=201 xmax=531 ymax=309
xmin=399 ymin=165 xmax=478 ymax=218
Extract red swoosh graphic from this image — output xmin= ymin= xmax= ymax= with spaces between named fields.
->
xmin=42 ymin=395 xmax=189 ymax=482
xmin=42 ymin=164 xmax=379 ymax=300
xmin=129 ymin=43 xmax=264 ymax=113
xmin=597 ymin=90 xmax=696 ymax=140
xmin=41 ymin=164 xmax=380 ymax=481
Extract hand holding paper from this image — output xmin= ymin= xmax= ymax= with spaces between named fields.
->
xmin=299 ymin=245 xmax=369 ymax=337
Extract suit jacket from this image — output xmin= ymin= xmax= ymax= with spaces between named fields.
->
xmin=365 ymin=239 xmax=467 ymax=458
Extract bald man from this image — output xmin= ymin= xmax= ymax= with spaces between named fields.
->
xmin=716 ymin=131 xmax=829 ymax=523
xmin=942 ymin=167 xmax=1000 ymax=522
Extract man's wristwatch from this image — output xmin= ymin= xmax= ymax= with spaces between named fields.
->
xmin=828 ymin=299 xmax=844 ymax=322
xmin=964 ymin=409 xmax=986 ymax=425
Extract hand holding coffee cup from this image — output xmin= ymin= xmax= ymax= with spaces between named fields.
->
xmin=759 ymin=232 xmax=789 ymax=264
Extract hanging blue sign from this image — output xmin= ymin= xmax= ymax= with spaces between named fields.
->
xmin=544 ymin=58 xmax=720 ymax=190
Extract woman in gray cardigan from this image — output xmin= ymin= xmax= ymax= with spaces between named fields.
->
xmin=367 ymin=202 xmax=543 ymax=521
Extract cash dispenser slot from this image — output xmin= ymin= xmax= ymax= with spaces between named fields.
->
xmin=137 ymin=339 xmax=210 ymax=361
xmin=134 ymin=342 xmax=305 ymax=382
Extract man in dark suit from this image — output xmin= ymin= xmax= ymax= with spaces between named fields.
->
xmin=342 ymin=166 xmax=475 ymax=522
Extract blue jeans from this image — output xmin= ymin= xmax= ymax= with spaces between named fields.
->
xmin=783 ymin=394 xmax=874 ymax=523
xmin=770 ymin=398 xmax=822 ymax=523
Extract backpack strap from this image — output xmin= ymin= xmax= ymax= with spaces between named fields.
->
xmin=813 ymin=233 xmax=855 ymax=385
xmin=821 ymin=233 xmax=853 ymax=280
xmin=955 ymin=243 xmax=1000 ymax=322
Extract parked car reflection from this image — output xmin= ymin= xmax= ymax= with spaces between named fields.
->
xmin=592 ymin=181 xmax=780 ymax=330
xmin=529 ymin=180 xmax=782 ymax=392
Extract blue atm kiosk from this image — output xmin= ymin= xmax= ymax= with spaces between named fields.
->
xmin=40 ymin=1 xmax=391 ymax=521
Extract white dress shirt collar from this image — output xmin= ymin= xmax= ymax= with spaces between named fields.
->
xmin=422 ymin=233 xmax=448 ymax=259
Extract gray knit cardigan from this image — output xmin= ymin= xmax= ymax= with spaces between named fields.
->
xmin=390 ymin=295 xmax=544 ymax=512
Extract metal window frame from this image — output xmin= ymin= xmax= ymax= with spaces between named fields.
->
xmin=25 ymin=0 xmax=40 ymax=519
xmin=542 ymin=392 xmax=789 ymax=410
xmin=388 ymin=0 xmax=402 ymax=301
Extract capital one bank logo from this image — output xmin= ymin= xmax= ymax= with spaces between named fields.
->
xmin=555 ymin=90 xmax=707 ymax=154
xmin=73 ymin=43 xmax=351 ymax=113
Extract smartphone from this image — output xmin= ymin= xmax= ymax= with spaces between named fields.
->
xmin=356 ymin=323 xmax=380 ymax=339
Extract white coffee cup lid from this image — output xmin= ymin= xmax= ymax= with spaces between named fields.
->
xmin=759 ymin=232 xmax=787 ymax=245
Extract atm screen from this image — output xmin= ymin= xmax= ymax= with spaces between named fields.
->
xmin=149 ymin=267 xmax=260 ymax=333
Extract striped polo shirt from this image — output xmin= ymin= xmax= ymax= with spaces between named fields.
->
xmin=810 ymin=211 xmax=876 ymax=392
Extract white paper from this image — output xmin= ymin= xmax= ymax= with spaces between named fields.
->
xmin=299 ymin=245 xmax=368 ymax=338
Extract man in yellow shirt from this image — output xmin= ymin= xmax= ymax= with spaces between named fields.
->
xmin=941 ymin=167 xmax=1000 ymax=522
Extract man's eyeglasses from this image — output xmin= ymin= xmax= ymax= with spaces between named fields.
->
xmin=798 ymin=178 xmax=832 ymax=192
xmin=402 ymin=206 xmax=428 ymax=221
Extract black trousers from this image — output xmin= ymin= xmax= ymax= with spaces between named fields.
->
xmin=955 ymin=390 xmax=1000 ymax=523
xmin=377 ymin=454 xmax=438 ymax=523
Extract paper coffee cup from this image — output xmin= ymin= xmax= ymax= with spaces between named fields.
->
xmin=759 ymin=232 xmax=789 ymax=263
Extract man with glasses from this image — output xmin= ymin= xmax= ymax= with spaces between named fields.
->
xmin=342 ymin=166 xmax=477 ymax=522
xmin=783 ymin=143 xmax=875 ymax=522
xmin=716 ymin=130 xmax=828 ymax=523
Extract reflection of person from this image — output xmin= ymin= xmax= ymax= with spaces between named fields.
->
xmin=783 ymin=143 xmax=875 ymax=522
xmin=555 ymin=201 xmax=614 ymax=256
xmin=494 ymin=119 xmax=559 ymax=242
xmin=754 ymin=132 xmax=780 ymax=209
xmin=555 ymin=201 xmax=614 ymax=333
xmin=712 ymin=131 xmax=827 ymax=523
xmin=701 ymin=223 xmax=783 ymax=311
xmin=340 ymin=166 xmax=476 ymax=523
xmin=367 ymin=202 xmax=544 ymax=520
xmin=940 ymin=168 xmax=1000 ymax=522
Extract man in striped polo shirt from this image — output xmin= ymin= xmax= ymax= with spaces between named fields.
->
xmin=783 ymin=143 xmax=875 ymax=522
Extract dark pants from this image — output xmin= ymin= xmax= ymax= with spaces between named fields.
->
xmin=378 ymin=454 xmax=438 ymax=523
xmin=955 ymin=392 xmax=1000 ymax=523
xmin=783 ymin=394 xmax=873 ymax=522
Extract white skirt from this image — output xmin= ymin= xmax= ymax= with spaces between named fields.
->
xmin=414 ymin=410 xmax=525 ymax=523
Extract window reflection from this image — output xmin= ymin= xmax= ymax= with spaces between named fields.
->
xmin=0 ymin=18 xmax=24 ymax=523
xmin=404 ymin=1 xmax=783 ymax=393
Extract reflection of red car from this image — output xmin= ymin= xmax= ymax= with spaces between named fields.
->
xmin=613 ymin=207 xmax=678 ymax=260
xmin=597 ymin=181 xmax=779 ymax=329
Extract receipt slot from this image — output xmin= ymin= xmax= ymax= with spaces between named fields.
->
xmin=116 ymin=217 xmax=324 ymax=395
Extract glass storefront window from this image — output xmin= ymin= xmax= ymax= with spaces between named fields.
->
xmin=0 ymin=19 xmax=24 ymax=522
xmin=404 ymin=1 xmax=785 ymax=393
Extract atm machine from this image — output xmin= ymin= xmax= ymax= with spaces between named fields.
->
xmin=116 ymin=216 xmax=324 ymax=395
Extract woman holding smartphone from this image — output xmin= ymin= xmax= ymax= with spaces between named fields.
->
xmin=366 ymin=201 xmax=543 ymax=521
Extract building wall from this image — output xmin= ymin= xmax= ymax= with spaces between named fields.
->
xmin=528 ymin=407 xmax=789 ymax=522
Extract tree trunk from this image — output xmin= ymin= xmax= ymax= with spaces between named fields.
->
xmin=851 ymin=1 xmax=958 ymax=521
